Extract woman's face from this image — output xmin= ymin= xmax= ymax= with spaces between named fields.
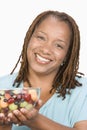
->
xmin=27 ymin=16 xmax=71 ymax=76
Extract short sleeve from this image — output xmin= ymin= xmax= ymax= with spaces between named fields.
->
xmin=69 ymin=77 xmax=87 ymax=127
xmin=0 ymin=73 xmax=18 ymax=89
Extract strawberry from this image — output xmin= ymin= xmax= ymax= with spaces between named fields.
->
xmin=5 ymin=93 xmax=11 ymax=99
xmin=8 ymin=98 xmax=15 ymax=104
xmin=24 ymin=94 xmax=31 ymax=102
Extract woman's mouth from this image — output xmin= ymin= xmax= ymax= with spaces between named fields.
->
xmin=36 ymin=54 xmax=51 ymax=64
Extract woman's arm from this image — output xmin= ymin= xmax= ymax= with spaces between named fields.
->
xmin=8 ymin=107 xmax=87 ymax=130
xmin=0 ymin=125 xmax=12 ymax=130
xmin=24 ymin=110 xmax=87 ymax=130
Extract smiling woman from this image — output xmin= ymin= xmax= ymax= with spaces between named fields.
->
xmin=26 ymin=16 xmax=70 ymax=76
xmin=0 ymin=10 xmax=87 ymax=130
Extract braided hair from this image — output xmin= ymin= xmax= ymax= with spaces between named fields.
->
xmin=11 ymin=10 xmax=83 ymax=99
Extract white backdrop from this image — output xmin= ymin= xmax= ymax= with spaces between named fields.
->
xmin=0 ymin=0 xmax=87 ymax=77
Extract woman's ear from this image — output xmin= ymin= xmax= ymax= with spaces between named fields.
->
xmin=61 ymin=59 xmax=66 ymax=66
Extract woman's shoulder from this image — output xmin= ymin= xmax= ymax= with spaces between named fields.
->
xmin=0 ymin=72 xmax=18 ymax=89
xmin=76 ymin=76 xmax=87 ymax=89
xmin=0 ymin=72 xmax=18 ymax=82
xmin=70 ymin=76 xmax=87 ymax=99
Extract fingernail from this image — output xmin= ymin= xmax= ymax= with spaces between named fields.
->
xmin=13 ymin=110 xmax=19 ymax=114
xmin=8 ymin=113 xmax=12 ymax=118
xmin=7 ymin=118 xmax=11 ymax=122
xmin=0 ymin=113 xmax=4 ymax=118
xmin=20 ymin=108 xmax=26 ymax=113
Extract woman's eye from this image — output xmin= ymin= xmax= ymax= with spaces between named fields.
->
xmin=55 ymin=43 xmax=63 ymax=49
xmin=37 ymin=35 xmax=45 ymax=40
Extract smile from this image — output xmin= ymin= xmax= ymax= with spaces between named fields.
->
xmin=36 ymin=54 xmax=51 ymax=64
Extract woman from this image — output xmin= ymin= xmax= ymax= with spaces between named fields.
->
xmin=0 ymin=10 xmax=87 ymax=130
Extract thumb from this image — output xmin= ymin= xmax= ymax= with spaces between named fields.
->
xmin=35 ymin=99 xmax=43 ymax=110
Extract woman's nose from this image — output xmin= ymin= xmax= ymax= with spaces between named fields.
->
xmin=41 ymin=43 xmax=52 ymax=54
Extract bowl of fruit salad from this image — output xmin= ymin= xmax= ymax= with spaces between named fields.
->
xmin=0 ymin=87 xmax=40 ymax=115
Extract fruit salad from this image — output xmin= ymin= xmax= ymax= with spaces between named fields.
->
xmin=0 ymin=88 xmax=40 ymax=115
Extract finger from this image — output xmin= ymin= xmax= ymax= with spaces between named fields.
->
xmin=4 ymin=118 xmax=12 ymax=125
xmin=0 ymin=113 xmax=12 ymax=126
xmin=13 ymin=109 xmax=27 ymax=123
xmin=8 ymin=113 xmax=21 ymax=126
xmin=8 ymin=112 xmax=20 ymax=125
xmin=0 ymin=113 xmax=5 ymax=119
xmin=0 ymin=113 xmax=5 ymax=125
xmin=20 ymin=108 xmax=38 ymax=120
xmin=35 ymin=99 xmax=43 ymax=109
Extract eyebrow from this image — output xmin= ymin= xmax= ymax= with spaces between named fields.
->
xmin=56 ymin=39 xmax=67 ymax=45
xmin=35 ymin=31 xmax=67 ymax=45
xmin=35 ymin=31 xmax=47 ymax=35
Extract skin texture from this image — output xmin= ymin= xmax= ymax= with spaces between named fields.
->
xmin=0 ymin=16 xmax=87 ymax=130
xmin=27 ymin=16 xmax=70 ymax=76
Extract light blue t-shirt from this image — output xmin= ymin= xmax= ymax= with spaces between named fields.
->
xmin=0 ymin=73 xmax=87 ymax=130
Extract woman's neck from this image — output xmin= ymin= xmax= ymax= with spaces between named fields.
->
xmin=23 ymin=72 xmax=56 ymax=105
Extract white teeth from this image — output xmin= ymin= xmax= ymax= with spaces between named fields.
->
xmin=36 ymin=54 xmax=50 ymax=62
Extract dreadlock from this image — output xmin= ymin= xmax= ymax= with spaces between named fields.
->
xmin=10 ymin=10 xmax=84 ymax=99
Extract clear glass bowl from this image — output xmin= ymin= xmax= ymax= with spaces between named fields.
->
xmin=0 ymin=87 xmax=40 ymax=114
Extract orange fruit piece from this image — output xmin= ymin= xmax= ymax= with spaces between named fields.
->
xmin=0 ymin=98 xmax=8 ymax=108
xmin=29 ymin=90 xmax=38 ymax=101
xmin=5 ymin=93 xmax=11 ymax=99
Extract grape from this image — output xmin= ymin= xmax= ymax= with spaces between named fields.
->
xmin=25 ymin=104 xmax=33 ymax=110
xmin=9 ymin=103 xmax=18 ymax=110
xmin=20 ymin=101 xmax=28 ymax=108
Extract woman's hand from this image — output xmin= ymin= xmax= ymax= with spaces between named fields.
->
xmin=7 ymin=99 xmax=42 ymax=127
xmin=8 ymin=107 xmax=38 ymax=127
xmin=0 ymin=113 xmax=12 ymax=130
